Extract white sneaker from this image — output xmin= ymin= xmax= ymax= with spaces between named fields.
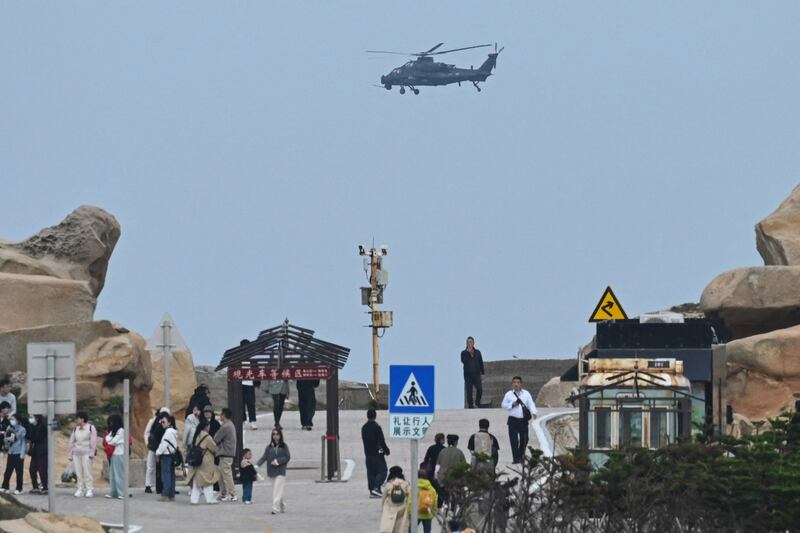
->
xmin=85 ymin=490 xmax=94 ymax=498
xmin=74 ymin=489 xmax=83 ymax=497
xmin=249 ymin=422 xmax=258 ymax=430
xmin=230 ymin=495 xmax=238 ymax=502
xmin=218 ymin=495 xmax=231 ymax=502
xmin=13 ymin=490 xmax=22 ymax=495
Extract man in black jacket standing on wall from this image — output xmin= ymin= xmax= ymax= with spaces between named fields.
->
xmin=461 ymin=336 xmax=485 ymax=408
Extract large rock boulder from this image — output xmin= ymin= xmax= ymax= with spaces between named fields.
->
xmin=535 ymin=376 xmax=579 ymax=407
xmin=0 ymin=273 xmax=95 ymax=333
xmin=0 ymin=206 xmax=120 ymax=297
xmin=699 ymin=266 xmax=800 ymax=339
xmin=756 ymin=184 xmax=800 ymax=266
xmin=149 ymin=349 xmax=198 ymax=416
xmin=724 ymin=324 xmax=800 ymax=420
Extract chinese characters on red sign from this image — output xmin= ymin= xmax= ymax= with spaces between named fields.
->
xmin=227 ymin=365 xmax=331 ymax=381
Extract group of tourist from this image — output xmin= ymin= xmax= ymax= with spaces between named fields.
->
xmin=371 ymin=336 xmax=539 ymax=533
xmin=0 ymin=379 xmax=48 ymax=496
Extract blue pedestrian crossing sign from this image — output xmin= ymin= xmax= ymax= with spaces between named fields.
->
xmin=390 ymin=365 xmax=435 ymax=414
xmin=389 ymin=365 xmax=435 ymax=439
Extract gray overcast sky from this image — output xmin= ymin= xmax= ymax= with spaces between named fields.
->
xmin=2 ymin=2 xmax=799 ymax=408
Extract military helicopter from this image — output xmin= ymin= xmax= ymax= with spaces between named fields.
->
xmin=367 ymin=42 xmax=504 ymax=94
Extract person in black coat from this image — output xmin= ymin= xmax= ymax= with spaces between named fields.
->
xmin=27 ymin=415 xmax=47 ymax=494
xmin=187 ymin=385 xmax=211 ymax=417
xmin=296 ymin=379 xmax=319 ymax=430
xmin=460 ymin=336 xmax=485 ymax=408
xmin=361 ymin=408 xmax=390 ymax=498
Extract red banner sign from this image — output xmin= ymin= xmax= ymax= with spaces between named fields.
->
xmin=227 ymin=365 xmax=331 ymax=382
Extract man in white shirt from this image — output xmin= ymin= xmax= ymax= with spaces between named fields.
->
xmin=501 ymin=376 xmax=537 ymax=464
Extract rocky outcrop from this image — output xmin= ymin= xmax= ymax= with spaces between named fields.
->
xmin=0 ymin=206 xmax=120 ymax=297
xmin=699 ymin=266 xmax=800 ymax=339
xmin=149 ymin=349 xmax=198 ymax=416
xmin=724 ymin=324 xmax=800 ymax=420
xmin=535 ymin=376 xmax=579 ymax=408
xmin=756 ymin=184 xmax=800 ymax=266
xmin=0 ymin=273 xmax=95 ymax=333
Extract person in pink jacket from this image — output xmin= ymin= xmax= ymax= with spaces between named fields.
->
xmin=68 ymin=412 xmax=97 ymax=498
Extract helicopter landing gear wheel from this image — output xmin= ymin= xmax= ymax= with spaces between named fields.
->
xmin=384 ymin=84 xmax=391 ymax=90
xmin=413 ymin=88 xmax=419 ymax=95
xmin=472 ymin=81 xmax=481 ymax=92
xmin=399 ymin=87 xmax=406 ymax=95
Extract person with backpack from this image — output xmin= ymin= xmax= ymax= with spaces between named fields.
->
xmin=104 ymin=414 xmax=126 ymax=499
xmin=1 ymin=413 xmax=27 ymax=494
xmin=186 ymin=418 xmax=219 ymax=505
xmin=409 ymin=469 xmax=438 ymax=533
xmin=256 ymin=428 xmax=290 ymax=514
xmin=156 ymin=415 xmax=179 ymax=502
xmin=27 ymin=414 xmax=47 ymax=494
xmin=379 ymin=465 xmax=410 ymax=533
xmin=68 ymin=411 xmax=97 ymax=498
xmin=467 ymin=418 xmax=500 ymax=473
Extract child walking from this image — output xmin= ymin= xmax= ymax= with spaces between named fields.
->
xmin=240 ymin=448 xmax=257 ymax=504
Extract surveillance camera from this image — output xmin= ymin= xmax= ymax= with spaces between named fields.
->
xmin=380 ymin=245 xmax=388 ymax=256
xmin=358 ymin=245 xmax=366 ymax=256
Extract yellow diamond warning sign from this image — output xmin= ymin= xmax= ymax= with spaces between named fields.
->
xmin=589 ymin=286 xmax=628 ymax=322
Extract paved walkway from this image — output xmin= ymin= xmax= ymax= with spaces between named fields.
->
xmin=14 ymin=408 xmax=568 ymax=532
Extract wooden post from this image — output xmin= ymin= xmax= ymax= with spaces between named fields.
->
xmin=325 ymin=368 xmax=339 ymax=480
xmin=228 ymin=379 xmax=244 ymax=482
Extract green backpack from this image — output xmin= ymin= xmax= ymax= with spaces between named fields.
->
xmin=389 ymin=484 xmax=406 ymax=504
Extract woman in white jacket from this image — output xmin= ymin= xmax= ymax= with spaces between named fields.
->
xmin=104 ymin=414 xmax=126 ymax=499
xmin=156 ymin=415 xmax=179 ymax=502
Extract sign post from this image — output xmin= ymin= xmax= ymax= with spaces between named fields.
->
xmin=27 ymin=342 xmax=76 ymax=514
xmin=389 ymin=365 xmax=435 ymax=532
xmin=123 ymin=378 xmax=130 ymax=533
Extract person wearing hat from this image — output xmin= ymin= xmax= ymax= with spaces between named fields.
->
xmin=144 ymin=407 xmax=171 ymax=494
xmin=379 ymin=465 xmax=410 ymax=533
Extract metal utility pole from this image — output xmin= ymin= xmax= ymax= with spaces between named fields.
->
xmin=359 ymin=243 xmax=392 ymax=403
xmin=123 ymin=378 xmax=130 ymax=533
xmin=157 ymin=316 xmax=175 ymax=409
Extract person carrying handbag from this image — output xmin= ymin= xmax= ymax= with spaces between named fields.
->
xmin=500 ymin=376 xmax=537 ymax=464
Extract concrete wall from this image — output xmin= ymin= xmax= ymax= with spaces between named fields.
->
xmin=479 ymin=359 xmax=575 ymax=408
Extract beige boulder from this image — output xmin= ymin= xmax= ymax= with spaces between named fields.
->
xmin=0 ymin=273 xmax=95 ymax=333
xmin=726 ymin=365 xmax=796 ymax=421
xmin=724 ymin=325 xmax=800 ymax=420
xmin=535 ymin=376 xmax=579 ymax=407
xmin=0 ymin=205 xmax=120 ymax=297
xmin=699 ymin=266 xmax=800 ymax=339
xmin=726 ymin=324 xmax=800 ymax=380
xmin=149 ymin=349 xmax=199 ymax=416
xmin=756 ymin=184 xmax=800 ymax=266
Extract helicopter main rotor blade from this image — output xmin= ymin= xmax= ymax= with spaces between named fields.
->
xmin=366 ymin=50 xmax=414 ymax=55
xmin=420 ymin=42 xmax=445 ymax=55
xmin=429 ymin=43 xmax=492 ymax=55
